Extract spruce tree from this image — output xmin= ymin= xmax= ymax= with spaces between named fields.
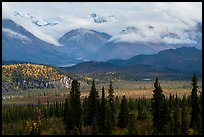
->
xmin=92 ymin=117 xmax=99 ymax=135
xmin=115 ymin=95 xmax=120 ymax=114
xmin=107 ymin=81 xmax=116 ymax=129
xmin=82 ymin=97 xmax=88 ymax=126
xmin=86 ymin=79 xmax=99 ymax=126
xmin=181 ymin=95 xmax=188 ymax=135
xmin=151 ymin=77 xmax=166 ymax=135
xmin=190 ymin=73 xmax=199 ymax=128
xmin=69 ymin=79 xmax=82 ymax=129
xmin=63 ymin=98 xmax=75 ymax=134
xmin=137 ymin=97 xmax=148 ymax=120
xmin=197 ymin=89 xmax=202 ymax=135
xmin=118 ymin=95 xmax=129 ymax=128
xmin=173 ymin=104 xmax=181 ymax=135
xmin=104 ymin=102 xmax=112 ymax=135
xmin=128 ymin=98 xmax=135 ymax=111
xmin=127 ymin=112 xmax=137 ymax=135
xmin=99 ymin=87 xmax=106 ymax=134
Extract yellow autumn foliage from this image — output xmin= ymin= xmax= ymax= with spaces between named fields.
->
xmin=2 ymin=63 xmax=64 ymax=82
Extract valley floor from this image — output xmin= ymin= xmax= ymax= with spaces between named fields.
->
xmin=2 ymin=80 xmax=202 ymax=105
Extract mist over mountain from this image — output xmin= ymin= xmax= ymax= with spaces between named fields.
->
xmin=89 ymin=24 xmax=202 ymax=61
xmin=2 ymin=19 xmax=81 ymax=66
xmin=2 ymin=18 xmax=202 ymax=69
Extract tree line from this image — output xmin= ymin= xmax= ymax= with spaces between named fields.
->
xmin=2 ymin=74 xmax=202 ymax=135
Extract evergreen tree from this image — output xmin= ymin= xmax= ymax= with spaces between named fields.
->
xmin=63 ymin=98 xmax=75 ymax=134
xmin=151 ymin=77 xmax=166 ymax=135
xmin=137 ymin=97 xmax=149 ymax=120
xmin=168 ymin=93 xmax=174 ymax=135
xmin=118 ymin=95 xmax=129 ymax=128
xmin=69 ymin=79 xmax=82 ymax=129
xmin=190 ymin=73 xmax=199 ymax=128
xmin=104 ymin=102 xmax=112 ymax=135
xmin=115 ymin=95 xmax=120 ymax=114
xmin=127 ymin=113 xmax=138 ymax=135
xmin=128 ymin=98 xmax=135 ymax=111
xmin=173 ymin=105 xmax=181 ymax=135
xmin=197 ymin=89 xmax=202 ymax=135
xmin=99 ymin=87 xmax=106 ymax=134
xmin=92 ymin=117 xmax=99 ymax=135
xmin=63 ymin=79 xmax=82 ymax=135
xmin=82 ymin=97 xmax=88 ymax=127
xmin=181 ymin=95 xmax=188 ymax=135
xmin=86 ymin=79 xmax=99 ymax=126
xmin=107 ymin=81 xmax=116 ymax=129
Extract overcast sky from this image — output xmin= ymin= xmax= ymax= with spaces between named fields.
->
xmin=2 ymin=2 xmax=202 ymax=45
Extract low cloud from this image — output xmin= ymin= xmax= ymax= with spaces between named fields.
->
xmin=3 ymin=28 xmax=32 ymax=43
xmin=2 ymin=2 xmax=202 ymax=45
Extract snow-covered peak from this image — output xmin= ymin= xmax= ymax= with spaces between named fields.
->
xmin=73 ymin=27 xmax=95 ymax=35
xmin=89 ymin=13 xmax=107 ymax=23
xmin=89 ymin=13 xmax=117 ymax=23
xmin=59 ymin=28 xmax=97 ymax=42
xmin=13 ymin=11 xmax=23 ymax=17
xmin=32 ymin=20 xmax=58 ymax=27
xmin=13 ymin=11 xmax=58 ymax=27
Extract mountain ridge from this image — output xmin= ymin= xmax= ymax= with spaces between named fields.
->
xmin=62 ymin=47 xmax=202 ymax=78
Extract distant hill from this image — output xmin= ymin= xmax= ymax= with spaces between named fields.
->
xmin=61 ymin=47 xmax=202 ymax=80
xmin=107 ymin=47 xmax=202 ymax=73
xmin=60 ymin=60 xmax=185 ymax=80
xmin=60 ymin=61 xmax=120 ymax=74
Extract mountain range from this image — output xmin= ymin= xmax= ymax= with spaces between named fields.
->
xmin=107 ymin=47 xmax=202 ymax=73
xmin=2 ymin=19 xmax=82 ymax=66
xmin=2 ymin=18 xmax=202 ymax=71
xmin=61 ymin=47 xmax=202 ymax=80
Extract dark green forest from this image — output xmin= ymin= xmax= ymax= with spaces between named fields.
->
xmin=2 ymin=74 xmax=202 ymax=135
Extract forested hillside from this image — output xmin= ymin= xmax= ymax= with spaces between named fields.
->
xmin=2 ymin=64 xmax=69 ymax=91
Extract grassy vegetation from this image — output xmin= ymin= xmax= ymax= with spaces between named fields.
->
xmin=2 ymin=117 xmax=66 ymax=135
xmin=2 ymin=80 xmax=202 ymax=105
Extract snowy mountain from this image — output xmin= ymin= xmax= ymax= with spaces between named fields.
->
xmin=58 ymin=27 xmax=111 ymax=59
xmin=2 ymin=19 xmax=79 ymax=66
xmin=13 ymin=11 xmax=58 ymax=27
xmin=2 ymin=17 xmax=202 ymax=66
xmin=89 ymin=13 xmax=107 ymax=23
xmin=89 ymin=13 xmax=116 ymax=23
xmin=90 ymin=25 xmax=202 ymax=61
